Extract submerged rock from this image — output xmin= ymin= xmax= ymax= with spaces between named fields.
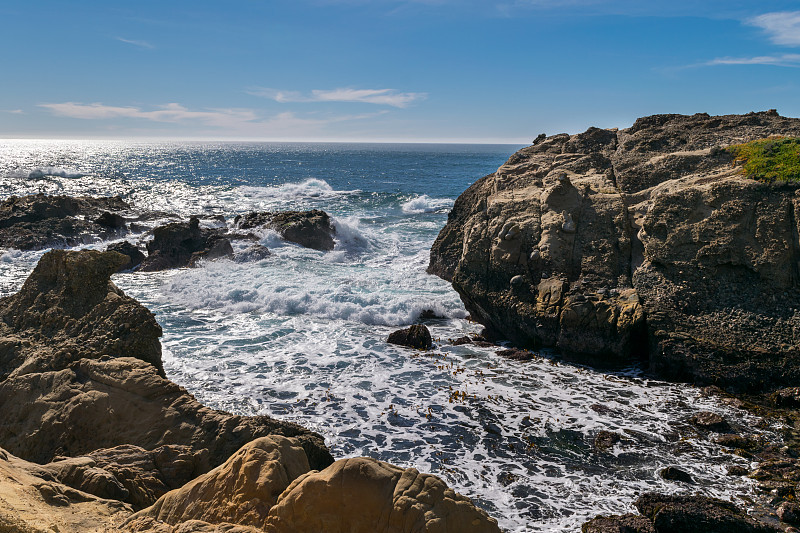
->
xmin=387 ymin=324 xmax=433 ymax=350
xmin=429 ymin=111 xmax=800 ymax=390
xmin=234 ymin=209 xmax=336 ymax=251
xmin=0 ymin=193 xmax=131 ymax=250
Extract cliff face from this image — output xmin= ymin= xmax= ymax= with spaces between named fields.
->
xmin=429 ymin=111 xmax=800 ymax=390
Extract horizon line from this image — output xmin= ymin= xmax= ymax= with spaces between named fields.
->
xmin=0 ymin=135 xmax=532 ymax=145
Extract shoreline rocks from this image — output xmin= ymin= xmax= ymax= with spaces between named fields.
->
xmin=234 ymin=209 xmax=336 ymax=251
xmin=429 ymin=111 xmax=800 ymax=391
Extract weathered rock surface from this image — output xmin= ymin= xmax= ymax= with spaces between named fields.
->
xmin=0 ymin=193 xmax=131 ymax=250
xmin=139 ymin=217 xmax=234 ymax=271
xmin=234 ymin=209 xmax=336 ymax=251
xmin=429 ymin=111 xmax=800 ymax=389
xmin=583 ymin=493 xmax=778 ymax=533
xmin=263 ymin=456 xmax=501 ymax=533
xmin=0 ymin=446 xmax=131 ymax=532
xmin=0 ymin=250 xmax=332 ymax=482
xmin=387 ymin=324 xmax=433 ymax=350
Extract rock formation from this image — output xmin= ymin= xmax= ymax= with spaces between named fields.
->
xmin=234 ymin=209 xmax=336 ymax=251
xmin=387 ymin=324 xmax=434 ymax=350
xmin=0 ymin=193 xmax=131 ymax=250
xmin=125 ymin=441 xmax=500 ymax=533
xmin=139 ymin=217 xmax=234 ymax=271
xmin=429 ymin=111 xmax=800 ymax=390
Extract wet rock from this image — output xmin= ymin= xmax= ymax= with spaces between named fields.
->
xmin=387 ymin=324 xmax=433 ymax=350
xmin=714 ymin=434 xmax=758 ymax=449
xmin=770 ymin=388 xmax=800 ymax=408
xmin=451 ymin=336 xmax=473 ymax=345
xmin=139 ymin=217 xmax=233 ymax=271
xmin=233 ymin=244 xmax=272 ymax=262
xmin=727 ymin=465 xmax=749 ymax=476
xmin=594 ymin=430 xmax=621 ymax=451
xmin=234 ymin=209 xmax=336 ymax=251
xmin=0 ymin=194 xmax=131 ymax=249
xmin=582 ymin=514 xmax=655 ymax=533
xmin=419 ymin=309 xmax=444 ymax=320
xmin=635 ymin=493 xmax=777 ymax=532
xmin=659 ymin=466 xmax=693 ymax=483
xmin=496 ymin=348 xmax=535 ymax=361
xmin=428 ymin=111 xmax=800 ymax=390
xmin=689 ymin=411 xmax=730 ymax=432
xmin=95 ymin=211 xmax=127 ymax=229
xmin=778 ymin=502 xmax=800 ymax=525
xmin=106 ymin=240 xmax=146 ymax=271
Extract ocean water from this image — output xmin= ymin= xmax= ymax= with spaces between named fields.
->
xmin=0 ymin=140 xmax=777 ymax=531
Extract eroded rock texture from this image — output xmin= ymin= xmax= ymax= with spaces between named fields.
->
xmin=234 ymin=209 xmax=336 ymax=251
xmin=429 ymin=111 xmax=800 ymax=389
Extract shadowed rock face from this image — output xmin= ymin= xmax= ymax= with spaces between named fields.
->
xmin=0 ymin=194 xmax=131 ymax=250
xmin=429 ymin=111 xmax=800 ymax=390
xmin=0 ymin=250 xmax=333 ymax=489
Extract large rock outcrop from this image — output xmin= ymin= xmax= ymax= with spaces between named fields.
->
xmin=138 ymin=217 xmax=233 ymax=271
xmin=125 ymin=438 xmax=500 ymax=533
xmin=429 ymin=111 xmax=800 ymax=390
xmin=0 ymin=194 xmax=131 ymax=250
xmin=0 ymin=250 xmax=332 ymax=500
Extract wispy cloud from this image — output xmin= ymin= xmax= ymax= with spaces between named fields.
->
xmin=748 ymin=11 xmax=800 ymax=47
xmin=699 ymin=54 xmax=800 ymax=68
xmin=248 ymin=87 xmax=426 ymax=108
xmin=37 ymin=101 xmax=386 ymax=138
xmin=0 ymin=109 xmax=24 ymax=114
xmin=116 ymin=37 xmax=155 ymax=49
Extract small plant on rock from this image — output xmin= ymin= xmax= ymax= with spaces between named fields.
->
xmin=728 ymin=136 xmax=800 ymax=184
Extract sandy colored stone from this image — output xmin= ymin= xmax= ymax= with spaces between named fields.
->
xmin=0 ymin=446 xmax=130 ymax=533
xmin=264 ymin=457 xmax=501 ymax=533
xmin=130 ymin=436 xmax=310 ymax=527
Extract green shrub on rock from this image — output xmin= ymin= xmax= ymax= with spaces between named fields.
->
xmin=728 ymin=137 xmax=800 ymax=183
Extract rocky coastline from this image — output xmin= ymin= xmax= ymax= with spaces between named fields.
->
xmin=0 ymin=249 xmax=499 ymax=532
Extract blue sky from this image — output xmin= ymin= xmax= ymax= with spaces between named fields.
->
xmin=1 ymin=0 xmax=799 ymax=142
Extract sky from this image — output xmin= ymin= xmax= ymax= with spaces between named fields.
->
xmin=1 ymin=0 xmax=799 ymax=143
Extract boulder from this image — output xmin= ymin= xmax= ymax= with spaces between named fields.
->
xmin=107 ymin=240 xmax=147 ymax=271
xmin=582 ymin=514 xmax=655 ymax=533
xmin=233 ymin=244 xmax=273 ymax=263
xmin=635 ymin=493 xmax=777 ymax=532
xmin=0 ymin=193 xmax=131 ymax=249
xmin=234 ymin=209 xmax=336 ymax=251
xmin=263 ymin=457 xmax=501 ymax=533
xmin=387 ymin=324 xmax=433 ymax=350
xmin=429 ymin=111 xmax=800 ymax=390
xmin=139 ymin=217 xmax=233 ymax=271
xmin=127 ymin=436 xmax=309 ymax=527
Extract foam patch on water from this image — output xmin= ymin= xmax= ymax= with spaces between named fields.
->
xmin=6 ymin=166 xmax=88 ymax=179
xmin=401 ymin=194 xmax=454 ymax=214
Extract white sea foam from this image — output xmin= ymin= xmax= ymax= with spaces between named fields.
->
xmin=401 ymin=194 xmax=453 ymax=214
xmin=7 ymin=167 xmax=88 ymax=179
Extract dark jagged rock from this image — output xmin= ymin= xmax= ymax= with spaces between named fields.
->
xmin=387 ymin=324 xmax=433 ymax=350
xmin=138 ymin=217 xmax=233 ymax=271
xmin=777 ymin=502 xmax=800 ymax=526
xmin=95 ymin=211 xmax=127 ymax=229
xmin=106 ymin=240 xmax=146 ymax=271
xmin=234 ymin=209 xmax=336 ymax=251
xmin=594 ymin=430 xmax=622 ymax=451
xmin=496 ymin=348 xmax=536 ymax=361
xmin=0 ymin=194 xmax=131 ymax=250
xmin=689 ymin=411 xmax=730 ymax=432
xmin=0 ymin=250 xmax=333 ymax=492
xmin=659 ymin=466 xmax=694 ymax=483
xmin=635 ymin=493 xmax=777 ymax=532
xmin=429 ymin=111 xmax=800 ymax=391
xmin=582 ymin=514 xmax=654 ymax=533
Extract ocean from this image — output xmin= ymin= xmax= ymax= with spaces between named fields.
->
xmin=0 ymin=140 xmax=772 ymax=531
